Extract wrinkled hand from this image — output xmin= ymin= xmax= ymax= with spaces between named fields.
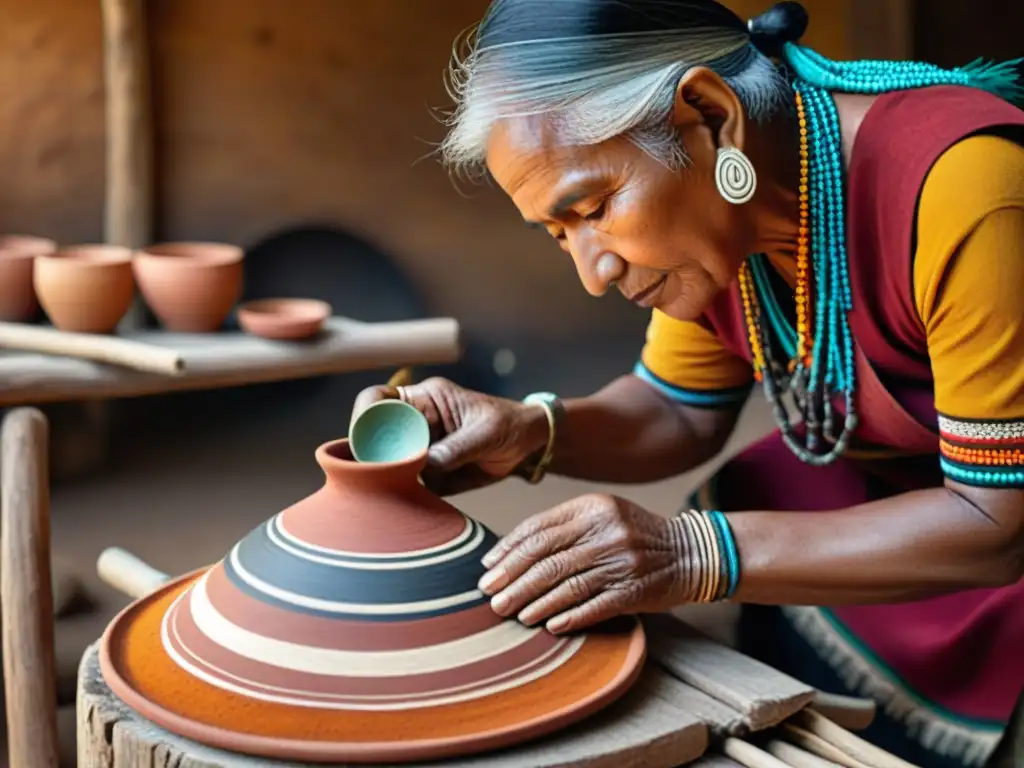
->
xmin=477 ymin=494 xmax=688 ymax=634
xmin=350 ymin=377 xmax=545 ymax=496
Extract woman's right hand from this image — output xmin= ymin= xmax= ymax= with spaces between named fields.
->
xmin=350 ymin=377 xmax=548 ymax=496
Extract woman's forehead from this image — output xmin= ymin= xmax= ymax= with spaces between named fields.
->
xmin=486 ymin=117 xmax=608 ymax=201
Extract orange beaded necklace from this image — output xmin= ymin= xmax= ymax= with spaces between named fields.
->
xmin=738 ymin=91 xmax=813 ymax=382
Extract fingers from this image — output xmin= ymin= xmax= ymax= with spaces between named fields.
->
xmin=480 ymin=498 xmax=583 ymax=569
xmin=480 ymin=522 xmax=597 ymax=610
xmin=545 ymin=590 xmax=631 ymax=634
xmin=501 ymin=559 xmax=603 ymax=625
xmin=426 ymin=419 xmax=501 ymax=474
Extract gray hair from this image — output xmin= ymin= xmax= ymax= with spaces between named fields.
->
xmin=441 ymin=13 xmax=791 ymax=180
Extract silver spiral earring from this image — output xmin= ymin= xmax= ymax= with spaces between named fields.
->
xmin=715 ymin=147 xmax=757 ymax=205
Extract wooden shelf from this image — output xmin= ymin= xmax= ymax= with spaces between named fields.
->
xmin=0 ymin=316 xmax=461 ymax=406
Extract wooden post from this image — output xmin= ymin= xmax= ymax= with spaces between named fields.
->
xmin=101 ymin=0 xmax=154 ymax=264
xmin=1 ymin=408 xmax=60 ymax=768
xmin=64 ymin=0 xmax=155 ymax=480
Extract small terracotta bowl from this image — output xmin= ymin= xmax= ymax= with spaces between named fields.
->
xmin=34 ymin=245 xmax=135 ymax=333
xmin=0 ymin=235 xmax=57 ymax=322
xmin=134 ymin=242 xmax=244 ymax=333
xmin=236 ymin=298 xmax=331 ymax=341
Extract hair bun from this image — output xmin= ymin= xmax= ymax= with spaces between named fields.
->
xmin=748 ymin=2 xmax=809 ymax=57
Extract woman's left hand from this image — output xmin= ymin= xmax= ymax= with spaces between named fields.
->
xmin=477 ymin=493 xmax=689 ymax=634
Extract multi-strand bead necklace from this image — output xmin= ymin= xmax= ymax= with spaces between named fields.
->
xmin=735 ymin=44 xmax=1024 ymax=467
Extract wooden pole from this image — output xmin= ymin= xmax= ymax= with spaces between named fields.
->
xmin=66 ymin=0 xmax=155 ymax=480
xmin=1 ymin=409 xmax=60 ymax=768
xmin=101 ymin=0 xmax=153 ymax=329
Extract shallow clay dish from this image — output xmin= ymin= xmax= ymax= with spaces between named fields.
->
xmin=236 ymin=298 xmax=331 ymax=340
xmin=99 ymin=433 xmax=646 ymax=764
xmin=134 ymin=242 xmax=244 ymax=332
xmin=0 ymin=235 xmax=56 ymax=321
xmin=34 ymin=245 xmax=135 ymax=333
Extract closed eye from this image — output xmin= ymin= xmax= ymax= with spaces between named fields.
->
xmin=582 ymin=200 xmax=607 ymax=221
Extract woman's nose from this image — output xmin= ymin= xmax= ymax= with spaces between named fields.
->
xmin=571 ymin=246 xmax=626 ymax=297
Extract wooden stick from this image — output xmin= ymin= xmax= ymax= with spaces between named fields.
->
xmin=810 ymin=692 xmax=876 ymax=732
xmin=97 ymin=547 xmax=170 ymax=600
xmin=0 ymin=322 xmax=184 ymax=376
xmin=796 ymin=710 xmax=922 ymax=768
xmin=782 ymin=724 xmax=871 ymax=768
xmin=766 ymin=740 xmax=844 ymax=768
xmin=1 ymin=408 xmax=60 ymax=767
xmin=723 ymin=738 xmax=796 ymax=768
xmin=101 ymin=0 xmax=153 ymax=332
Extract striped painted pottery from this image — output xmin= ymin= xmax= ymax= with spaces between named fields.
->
xmin=99 ymin=439 xmax=646 ymax=763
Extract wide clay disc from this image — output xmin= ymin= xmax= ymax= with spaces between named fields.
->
xmin=100 ymin=568 xmax=646 ymax=764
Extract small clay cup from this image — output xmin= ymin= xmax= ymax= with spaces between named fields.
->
xmin=0 ymin=235 xmax=57 ymax=321
xmin=236 ymin=298 xmax=331 ymax=340
xmin=34 ymin=245 xmax=135 ymax=333
xmin=134 ymin=242 xmax=244 ymax=332
xmin=350 ymin=399 xmax=431 ymax=464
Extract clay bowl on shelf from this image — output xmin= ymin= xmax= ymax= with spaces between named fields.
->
xmin=236 ymin=297 xmax=331 ymax=340
xmin=34 ymin=245 xmax=135 ymax=333
xmin=134 ymin=242 xmax=244 ymax=333
xmin=0 ymin=234 xmax=57 ymax=322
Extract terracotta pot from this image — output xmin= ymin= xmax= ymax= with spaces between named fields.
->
xmin=133 ymin=242 xmax=243 ymax=332
xmin=0 ymin=235 xmax=56 ymax=321
xmin=237 ymin=297 xmax=331 ymax=340
xmin=100 ymin=435 xmax=645 ymax=763
xmin=34 ymin=245 xmax=135 ymax=333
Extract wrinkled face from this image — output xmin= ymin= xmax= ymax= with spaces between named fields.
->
xmin=486 ymin=113 xmax=757 ymax=321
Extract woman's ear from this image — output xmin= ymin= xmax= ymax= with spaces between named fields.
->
xmin=671 ymin=66 xmax=747 ymax=153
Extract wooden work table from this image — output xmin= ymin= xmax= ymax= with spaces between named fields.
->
xmin=0 ymin=316 xmax=461 ymax=406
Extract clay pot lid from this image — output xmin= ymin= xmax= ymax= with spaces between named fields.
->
xmin=99 ymin=410 xmax=646 ymax=763
xmin=237 ymin=298 xmax=331 ymax=341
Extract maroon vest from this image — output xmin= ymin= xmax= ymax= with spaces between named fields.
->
xmin=701 ymin=86 xmax=1024 ymax=454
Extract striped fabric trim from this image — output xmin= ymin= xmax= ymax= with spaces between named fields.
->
xmin=632 ymin=362 xmax=752 ymax=409
xmin=783 ymin=606 xmax=1003 ymax=767
xmin=937 ymin=414 xmax=1024 ymax=488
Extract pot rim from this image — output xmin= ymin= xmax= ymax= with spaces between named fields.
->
xmin=38 ymin=244 xmax=134 ymax=266
xmin=237 ymin=297 xmax=332 ymax=320
xmin=316 ymin=437 xmax=429 ymax=474
xmin=138 ymin=242 xmax=244 ymax=267
xmin=0 ymin=234 xmax=57 ymax=258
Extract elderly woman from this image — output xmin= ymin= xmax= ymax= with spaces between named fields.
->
xmin=353 ymin=1 xmax=1024 ymax=765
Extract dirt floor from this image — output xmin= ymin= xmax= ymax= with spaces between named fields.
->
xmin=4 ymin=385 xmax=776 ymax=766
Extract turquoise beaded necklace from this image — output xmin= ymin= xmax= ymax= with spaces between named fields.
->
xmin=744 ymin=44 xmax=1024 ymax=466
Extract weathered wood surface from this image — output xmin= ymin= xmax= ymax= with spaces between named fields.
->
xmin=0 ymin=316 xmax=461 ymax=405
xmin=642 ymin=614 xmax=816 ymax=732
xmin=77 ymin=644 xmax=710 ymax=768
xmin=2 ymin=408 xmax=60 ymax=767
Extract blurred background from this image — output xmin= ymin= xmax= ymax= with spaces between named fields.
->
xmin=0 ymin=0 xmax=1019 ymax=763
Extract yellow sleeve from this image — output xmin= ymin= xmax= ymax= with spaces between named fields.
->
xmin=634 ymin=309 xmax=753 ymax=409
xmin=914 ymin=135 xmax=1024 ymax=487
